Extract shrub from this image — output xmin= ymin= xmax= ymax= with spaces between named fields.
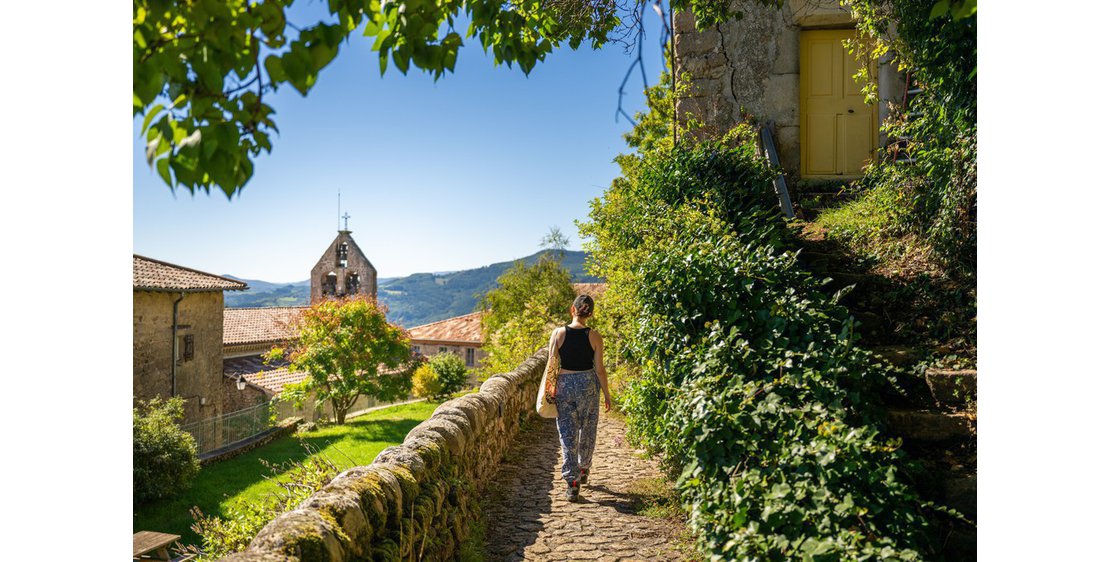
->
xmin=411 ymin=364 xmax=442 ymax=401
xmin=427 ymin=352 xmax=469 ymax=397
xmin=133 ymin=397 xmax=200 ymax=505
xmin=582 ymin=131 xmax=941 ymax=560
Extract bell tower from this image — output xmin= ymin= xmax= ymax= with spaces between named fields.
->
xmin=309 ymin=214 xmax=378 ymax=304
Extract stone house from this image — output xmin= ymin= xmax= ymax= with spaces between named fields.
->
xmin=133 ymin=255 xmax=246 ymax=424
xmin=222 ymin=306 xmax=398 ymax=423
xmin=222 ymin=306 xmax=309 ymax=414
xmin=310 ymin=229 xmax=378 ymax=304
xmin=674 ymin=0 xmax=905 ymax=183
xmin=408 ymin=311 xmax=486 ymax=369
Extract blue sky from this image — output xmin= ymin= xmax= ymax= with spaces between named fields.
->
xmin=133 ymin=8 xmax=667 ymax=282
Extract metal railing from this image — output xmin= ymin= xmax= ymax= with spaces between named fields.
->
xmin=181 ymin=400 xmax=276 ymax=455
xmin=759 ymin=122 xmax=796 ymax=219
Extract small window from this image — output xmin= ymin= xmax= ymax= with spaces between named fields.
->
xmin=439 ymin=346 xmax=447 ymax=354
xmin=466 ymin=348 xmax=475 ymax=367
xmin=412 ymin=345 xmax=422 ymax=356
xmin=177 ymin=334 xmax=194 ymax=363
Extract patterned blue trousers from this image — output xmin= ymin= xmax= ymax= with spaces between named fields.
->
xmin=555 ymin=369 xmax=600 ymax=484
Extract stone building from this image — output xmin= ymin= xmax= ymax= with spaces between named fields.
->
xmin=222 ymin=307 xmax=308 ymax=413
xmin=222 ymin=306 xmax=401 ymax=423
xmin=133 ymin=255 xmax=246 ymax=424
xmin=310 ymin=229 xmax=377 ymax=304
xmin=674 ymin=0 xmax=904 ymax=183
xmin=408 ymin=311 xmax=486 ymax=369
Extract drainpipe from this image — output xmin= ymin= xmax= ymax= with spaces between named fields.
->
xmin=171 ymin=291 xmax=184 ymax=397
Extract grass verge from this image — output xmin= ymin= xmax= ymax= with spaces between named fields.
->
xmin=134 ymin=400 xmax=441 ymax=545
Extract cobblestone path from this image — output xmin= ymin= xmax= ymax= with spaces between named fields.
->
xmin=482 ymin=412 xmax=690 ymax=561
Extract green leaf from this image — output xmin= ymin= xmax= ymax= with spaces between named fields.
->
xmin=141 ymin=104 xmax=165 ymax=134
xmin=929 ymin=0 xmax=950 ymax=19
xmin=264 ymin=55 xmax=286 ymax=83
xmin=156 ymin=157 xmax=173 ymax=187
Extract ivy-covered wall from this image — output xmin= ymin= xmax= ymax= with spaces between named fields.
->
xmin=219 ymin=349 xmax=547 ymax=562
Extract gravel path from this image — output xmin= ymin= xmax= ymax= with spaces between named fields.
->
xmin=482 ymin=412 xmax=689 ymax=561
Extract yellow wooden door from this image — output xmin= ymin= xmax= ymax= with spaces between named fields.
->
xmin=800 ymin=29 xmax=878 ymax=177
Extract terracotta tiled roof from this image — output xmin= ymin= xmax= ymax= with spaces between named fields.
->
xmin=133 ymin=254 xmax=248 ymax=292
xmin=224 ymin=354 xmax=407 ymax=395
xmin=224 ymin=307 xmax=307 ymax=346
xmin=408 ymin=311 xmax=484 ymax=345
xmin=573 ymin=283 xmax=608 ymax=301
xmin=224 ymin=355 xmax=305 ymax=395
xmin=242 ymin=368 xmax=307 ymax=395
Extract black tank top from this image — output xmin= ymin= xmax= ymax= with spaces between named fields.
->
xmin=558 ymin=326 xmax=594 ymax=371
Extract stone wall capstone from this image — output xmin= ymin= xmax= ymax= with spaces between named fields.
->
xmin=219 ymin=348 xmax=548 ymax=562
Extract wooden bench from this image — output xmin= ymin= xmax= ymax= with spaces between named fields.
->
xmin=133 ymin=531 xmax=183 ymax=561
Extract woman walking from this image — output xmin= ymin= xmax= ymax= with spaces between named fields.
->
xmin=546 ymin=294 xmax=612 ymax=502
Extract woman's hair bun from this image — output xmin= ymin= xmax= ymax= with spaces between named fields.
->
xmin=573 ymin=294 xmax=594 ymax=318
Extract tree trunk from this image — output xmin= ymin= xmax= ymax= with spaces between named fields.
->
xmin=333 ymin=398 xmax=347 ymax=424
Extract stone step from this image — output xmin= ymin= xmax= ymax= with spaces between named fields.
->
xmin=942 ymin=471 xmax=977 ymax=520
xmin=941 ymin=524 xmax=977 ymax=561
xmin=925 ymin=369 xmax=976 ymax=410
xmin=886 ymin=408 xmax=976 ymax=443
xmin=871 ymin=345 xmax=925 ymax=367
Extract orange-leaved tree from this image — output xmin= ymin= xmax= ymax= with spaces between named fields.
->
xmin=267 ymin=296 xmax=416 ymax=424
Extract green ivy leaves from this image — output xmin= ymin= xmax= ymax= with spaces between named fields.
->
xmin=582 ymin=132 xmax=937 ymax=560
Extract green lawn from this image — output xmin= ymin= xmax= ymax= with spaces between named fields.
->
xmin=134 ymin=400 xmax=442 ymax=546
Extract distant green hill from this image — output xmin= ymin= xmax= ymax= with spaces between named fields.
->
xmin=223 ymin=276 xmax=310 ymax=308
xmin=379 ymin=250 xmax=601 ymax=327
xmin=224 ymin=250 xmax=601 ymax=327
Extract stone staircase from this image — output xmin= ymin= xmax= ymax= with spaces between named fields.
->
xmin=795 ymin=230 xmax=977 ymax=560
xmin=887 ymin=368 xmax=977 ymax=560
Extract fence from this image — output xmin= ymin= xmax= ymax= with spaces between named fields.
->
xmin=185 ymin=393 xmax=424 ymax=456
xmin=182 ymin=400 xmax=276 ymax=455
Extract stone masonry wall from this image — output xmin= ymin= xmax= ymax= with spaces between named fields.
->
xmin=133 ymin=290 xmax=225 ymax=424
xmin=220 ymin=348 xmax=549 ymax=562
xmin=674 ymin=0 xmax=902 ymax=182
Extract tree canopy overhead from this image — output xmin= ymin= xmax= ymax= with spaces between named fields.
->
xmin=133 ymin=0 xmax=743 ymax=197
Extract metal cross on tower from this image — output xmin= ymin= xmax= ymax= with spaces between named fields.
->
xmin=342 ymin=212 xmax=351 ymax=230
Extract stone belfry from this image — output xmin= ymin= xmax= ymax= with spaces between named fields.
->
xmin=310 ymin=213 xmax=378 ymax=304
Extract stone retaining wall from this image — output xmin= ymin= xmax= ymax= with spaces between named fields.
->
xmin=220 ymin=349 xmax=548 ymax=562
